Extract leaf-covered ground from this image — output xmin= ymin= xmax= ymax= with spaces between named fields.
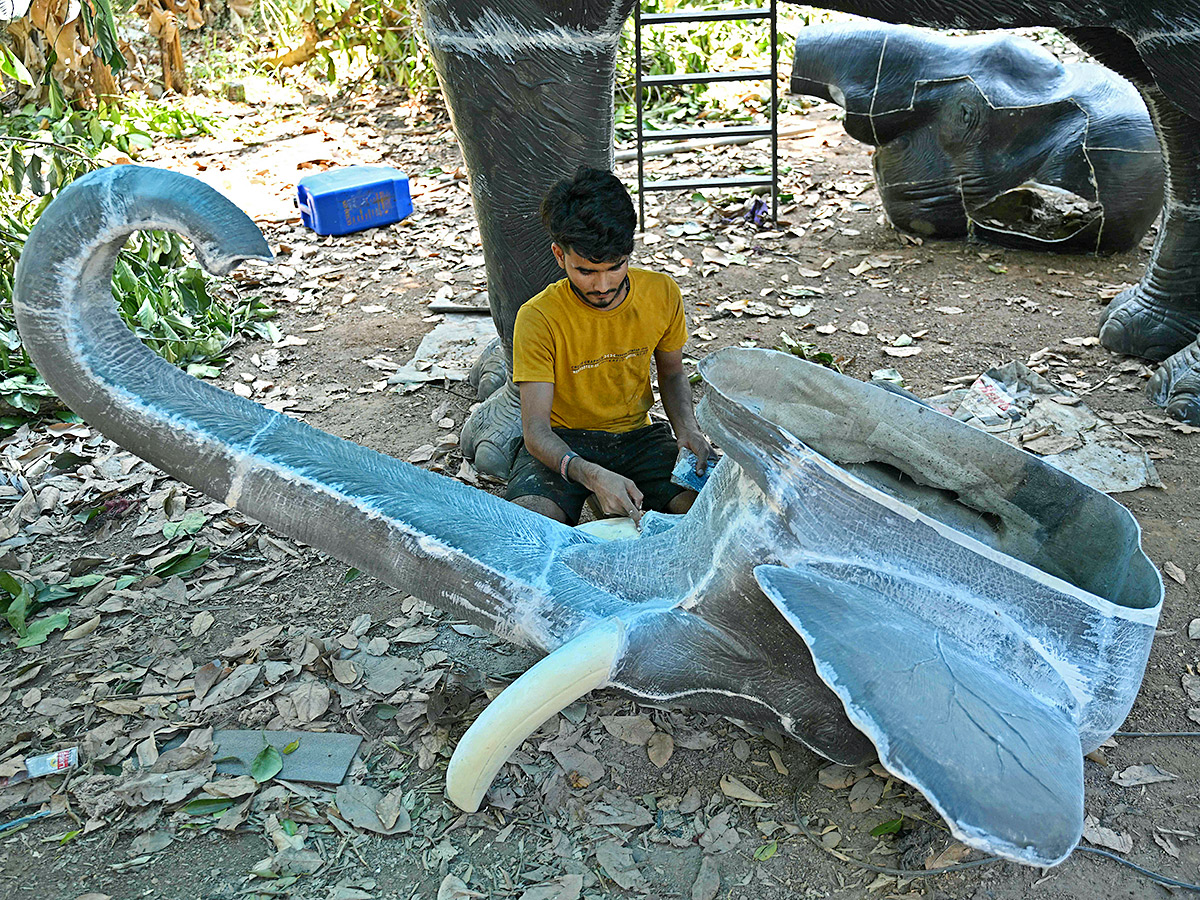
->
xmin=0 ymin=77 xmax=1198 ymax=900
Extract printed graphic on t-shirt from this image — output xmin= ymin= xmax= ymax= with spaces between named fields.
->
xmin=571 ymin=346 xmax=649 ymax=374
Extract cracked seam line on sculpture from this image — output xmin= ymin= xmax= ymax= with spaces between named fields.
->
xmin=608 ymin=681 xmax=794 ymax=732
xmin=873 ymin=74 xmax=1101 ymax=121
xmin=1070 ymin=96 xmax=1106 ymax=254
xmin=678 ymin=504 xmax=764 ymax=611
xmin=867 ymin=33 xmax=887 ymax=145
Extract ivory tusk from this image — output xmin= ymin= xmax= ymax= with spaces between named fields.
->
xmin=445 ymin=617 xmax=626 ymax=812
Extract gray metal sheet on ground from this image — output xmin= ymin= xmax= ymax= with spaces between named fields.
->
xmin=212 ymin=730 xmax=362 ymax=785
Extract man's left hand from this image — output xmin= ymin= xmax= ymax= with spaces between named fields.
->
xmin=676 ymin=427 xmax=712 ymax=475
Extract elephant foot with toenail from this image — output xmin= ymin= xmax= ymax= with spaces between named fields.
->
xmin=1148 ymin=340 xmax=1200 ymax=424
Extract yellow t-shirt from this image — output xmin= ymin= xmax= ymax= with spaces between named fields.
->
xmin=512 ymin=268 xmax=688 ymax=432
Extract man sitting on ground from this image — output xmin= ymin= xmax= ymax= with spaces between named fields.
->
xmin=504 ymin=166 xmax=712 ymax=527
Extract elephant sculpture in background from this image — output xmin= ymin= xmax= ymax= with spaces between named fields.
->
xmin=790 ymin=23 xmax=1164 ymax=254
xmin=412 ymin=0 xmax=1200 ymax=478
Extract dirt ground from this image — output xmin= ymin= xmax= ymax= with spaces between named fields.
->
xmin=0 ymin=78 xmax=1198 ymax=900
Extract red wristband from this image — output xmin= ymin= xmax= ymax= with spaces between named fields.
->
xmin=559 ymin=451 xmax=579 ymax=482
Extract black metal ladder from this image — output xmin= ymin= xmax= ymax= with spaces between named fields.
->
xmin=632 ymin=2 xmax=779 ymax=228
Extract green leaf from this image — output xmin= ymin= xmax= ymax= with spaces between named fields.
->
xmin=282 ymin=740 xmax=300 ymax=754
xmin=16 ymin=610 xmax=69 ymax=647
xmin=753 ymin=840 xmax=778 ymax=861
xmin=0 ymin=44 xmax=32 ymax=86
xmin=72 ymin=507 xmax=101 ymax=524
xmin=163 ymin=511 xmax=207 ymax=539
xmin=870 ymin=817 xmax=905 ymax=836
xmin=251 ymin=745 xmax=283 ymax=783
xmin=343 ymin=567 xmax=361 ymax=583
xmin=151 ymin=543 xmax=211 ymax=578
xmin=372 ymin=703 xmax=398 ymax=720
xmin=2 ymin=573 xmax=33 ymax=636
xmin=184 ymin=797 xmax=235 ymax=816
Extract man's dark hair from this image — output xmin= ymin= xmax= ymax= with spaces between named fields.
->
xmin=541 ymin=166 xmax=636 ymax=262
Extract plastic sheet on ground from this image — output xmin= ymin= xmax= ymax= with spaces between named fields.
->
xmin=387 ymin=314 xmax=497 ymax=387
xmin=926 ymin=361 xmax=1160 ymax=494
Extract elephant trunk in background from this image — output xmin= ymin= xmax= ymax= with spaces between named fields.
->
xmin=416 ymin=0 xmax=637 ymax=476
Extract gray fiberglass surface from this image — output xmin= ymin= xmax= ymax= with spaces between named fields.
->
xmin=12 ymin=166 xmax=1164 ymax=867
xmin=698 ymin=349 xmax=1160 ymax=611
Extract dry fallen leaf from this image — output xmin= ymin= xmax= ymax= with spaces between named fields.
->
xmin=437 ymin=874 xmax=486 ymax=900
xmin=1112 ymin=764 xmax=1178 ymax=786
xmin=330 ymin=658 xmax=360 ymax=686
xmin=847 ymin=775 xmax=885 ymax=812
xmin=63 ymin=615 xmax=100 ymax=641
xmin=1153 ymin=831 xmax=1181 ymax=859
xmin=1183 ymin=673 xmax=1200 ymax=703
xmin=599 ymin=714 xmax=656 ymax=746
xmin=818 ymin=764 xmax=866 ymax=790
xmin=202 ymin=775 xmax=259 ymax=798
xmin=1163 ymin=561 xmax=1187 ymax=585
xmin=595 ymin=840 xmax=650 ymax=892
xmin=691 ymin=855 xmax=720 ymax=900
xmin=1083 ymin=815 xmax=1133 ymax=853
xmin=190 ymin=611 xmax=215 ymax=636
xmin=925 ymin=842 xmax=972 ymax=869
xmin=376 ymin=785 xmax=412 ymax=832
xmin=719 ymin=773 xmax=769 ymax=805
xmin=647 ymin=732 xmax=674 ymax=768
xmin=335 ymin=783 xmax=411 ymax=835
xmin=515 ymin=875 xmax=583 ymax=900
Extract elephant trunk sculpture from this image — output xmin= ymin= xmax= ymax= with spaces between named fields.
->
xmin=14 ymin=166 xmax=1163 ymax=868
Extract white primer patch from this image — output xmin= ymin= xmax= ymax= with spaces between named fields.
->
xmin=426 ymin=8 xmax=620 ymax=61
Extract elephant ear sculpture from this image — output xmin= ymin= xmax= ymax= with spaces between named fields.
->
xmin=790 ymin=22 xmax=1164 ymax=253
xmin=13 ymin=166 xmax=1162 ymax=867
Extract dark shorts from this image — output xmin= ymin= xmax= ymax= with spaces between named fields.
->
xmin=505 ymin=422 xmax=685 ymax=524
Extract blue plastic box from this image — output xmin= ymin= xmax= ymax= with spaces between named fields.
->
xmin=296 ymin=165 xmax=413 ymax=236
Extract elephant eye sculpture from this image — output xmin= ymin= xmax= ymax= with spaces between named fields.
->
xmin=13 ymin=166 xmax=1162 ymax=867
xmin=790 ymin=23 xmax=1165 ymax=254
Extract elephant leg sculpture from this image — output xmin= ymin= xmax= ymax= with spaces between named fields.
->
xmin=413 ymin=0 xmax=636 ymax=478
xmin=14 ymin=166 xmax=1163 ymax=867
xmin=789 ymin=23 xmax=1164 ymax=254
xmin=1062 ymin=27 xmax=1200 ymax=422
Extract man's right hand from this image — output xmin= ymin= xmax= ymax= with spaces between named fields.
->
xmin=580 ymin=463 xmax=644 ymax=526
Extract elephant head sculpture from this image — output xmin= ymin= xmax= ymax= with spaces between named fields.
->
xmin=13 ymin=166 xmax=1163 ymax=867
xmin=410 ymin=1 xmax=1200 ymax=467
xmin=790 ymin=23 xmax=1164 ymax=253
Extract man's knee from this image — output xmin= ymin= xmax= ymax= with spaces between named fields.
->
xmin=666 ymin=490 xmax=697 ymax=515
xmin=511 ymin=493 xmax=572 ymax=524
